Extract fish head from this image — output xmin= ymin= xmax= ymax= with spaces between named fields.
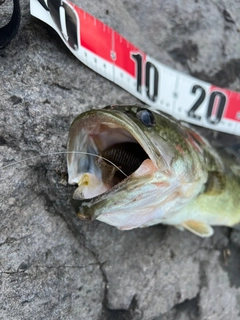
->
xmin=67 ymin=105 xmax=208 ymax=230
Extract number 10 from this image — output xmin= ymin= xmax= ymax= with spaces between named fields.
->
xmin=131 ymin=53 xmax=159 ymax=102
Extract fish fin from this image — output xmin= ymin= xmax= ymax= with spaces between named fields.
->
xmin=182 ymin=220 xmax=214 ymax=237
xmin=204 ymin=171 xmax=226 ymax=196
xmin=175 ymin=225 xmax=185 ymax=231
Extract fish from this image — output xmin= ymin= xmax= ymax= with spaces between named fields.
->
xmin=67 ymin=105 xmax=240 ymax=237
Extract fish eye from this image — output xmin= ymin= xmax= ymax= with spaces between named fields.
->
xmin=136 ymin=108 xmax=155 ymax=126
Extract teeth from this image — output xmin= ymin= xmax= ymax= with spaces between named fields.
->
xmin=73 ymin=173 xmax=109 ymax=199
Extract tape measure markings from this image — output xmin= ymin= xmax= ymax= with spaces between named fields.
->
xmin=30 ymin=0 xmax=240 ymax=135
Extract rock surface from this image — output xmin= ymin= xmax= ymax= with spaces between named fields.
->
xmin=1 ymin=0 xmax=240 ymax=319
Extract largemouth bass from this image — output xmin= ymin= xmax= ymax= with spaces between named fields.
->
xmin=67 ymin=105 xmax=240 ymax=237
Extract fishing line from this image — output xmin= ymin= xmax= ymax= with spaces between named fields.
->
xmin=0 ymin=151 xmax=128 ymax=177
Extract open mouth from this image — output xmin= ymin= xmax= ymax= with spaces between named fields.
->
xmin=67 ymin=119 xmax=152 ymax=199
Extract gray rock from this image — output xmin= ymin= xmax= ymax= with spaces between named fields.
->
xmin=1 ymin=0 xmax=240 ymax=319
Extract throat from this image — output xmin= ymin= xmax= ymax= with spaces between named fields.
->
xmin=99 ymin=142 xmax=149 ymax=183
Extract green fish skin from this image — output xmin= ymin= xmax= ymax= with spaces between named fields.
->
xmin=67 ymin=105 xmax=240 ymax=237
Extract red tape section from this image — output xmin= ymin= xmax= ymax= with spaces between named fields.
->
xmin=210 ymin=86 xmax=240 ymax=134
xmin=75 ymin=6 xmax=144 ymax=77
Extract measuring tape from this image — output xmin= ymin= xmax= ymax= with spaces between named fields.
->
xmin=30 ymin=0 xmax=240 ymax=135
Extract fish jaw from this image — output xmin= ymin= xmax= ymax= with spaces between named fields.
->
xmin=71 ymin=158 xmax=208 ymax=230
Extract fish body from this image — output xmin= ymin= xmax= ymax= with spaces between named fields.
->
xmin=67 ymin=105 xmax=240 ymax=237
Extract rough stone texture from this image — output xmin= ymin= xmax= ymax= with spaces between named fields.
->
xmin=1 ymin=0 xmax=240 ymax=319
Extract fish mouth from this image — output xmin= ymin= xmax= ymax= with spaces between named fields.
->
xmin=67 ymin=107 xmax=158 ymax=200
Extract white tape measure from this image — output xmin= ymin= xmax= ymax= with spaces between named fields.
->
xmin=30 ymin=0 xmax=240 ymax=135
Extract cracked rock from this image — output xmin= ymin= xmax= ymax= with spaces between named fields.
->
xmin=1 ymin=0 xmax=240 ymax=319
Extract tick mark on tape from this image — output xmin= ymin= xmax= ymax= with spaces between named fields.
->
xmin=110 ymin=51 xmax=117 ymax=61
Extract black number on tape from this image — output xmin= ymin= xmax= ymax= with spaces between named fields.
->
xmin=131 ymin=53 xmax=142 ymax=93
xmin=145 ymin=62 xmax=159 ymax=102
xmin=188 ymin=85 xmax=206 ymax=120
xmin=39 ymin=0 xmax=78 ymax=50
xmin=206 ymin=91 xmax=226 ymax=124
xmin=188 ymin=85 xmax=226 ymax=124
xmin=132 ymin=53 xmax=159 ymax=102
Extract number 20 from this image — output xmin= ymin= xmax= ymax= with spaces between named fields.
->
xmin=188 ymin=85 xmax=227 ymax=124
